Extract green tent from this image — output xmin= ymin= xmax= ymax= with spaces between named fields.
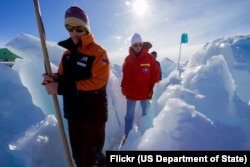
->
xmin=0 ymin=48 xmax=22 ymax=61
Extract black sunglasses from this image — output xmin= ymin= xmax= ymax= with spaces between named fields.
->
xmin=65 ymin=24 xmax=85 ymax=33
xmin=133 ymin=43 xmax=143 ymax=48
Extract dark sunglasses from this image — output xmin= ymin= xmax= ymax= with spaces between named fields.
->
xmin=65 ymin=24 xmax=86 ymax=33
xmin=133 ymin=43 xmax=143 ymax=48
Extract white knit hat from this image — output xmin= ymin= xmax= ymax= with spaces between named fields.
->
xmin=131 ymin=33 xmax=142 ymax=46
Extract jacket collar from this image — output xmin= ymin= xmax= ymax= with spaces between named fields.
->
xmin=58 ymin=33 xmax=94 ymax=52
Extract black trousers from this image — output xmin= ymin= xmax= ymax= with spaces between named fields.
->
xmin=68 ymin=120 xmax=106 ymax=167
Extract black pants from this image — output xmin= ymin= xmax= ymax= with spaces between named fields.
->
xmin=68 ymin=120 xmax=106 ymax=167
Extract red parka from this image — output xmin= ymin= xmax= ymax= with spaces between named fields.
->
xmin=121 ymin=47 xmax=160 ymax=100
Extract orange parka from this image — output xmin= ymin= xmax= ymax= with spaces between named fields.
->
xmin=57 ymin=34 xmax=110 ymax=92
xmin=121 ymin=47 xmax=160 ymax=100
xmin=56 ymin=33 xmax=110 ymax=121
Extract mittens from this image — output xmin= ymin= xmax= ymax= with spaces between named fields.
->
xmin=148 ymin=90 xmax=153 ymax=98
xmin=121 ymin=87 xmax=125 ymax=96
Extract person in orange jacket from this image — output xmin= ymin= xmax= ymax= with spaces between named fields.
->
xmin=121 ymin=33 xmax=160 ymax=142
xmin=42 ymin=6 xmax=110 ymax=167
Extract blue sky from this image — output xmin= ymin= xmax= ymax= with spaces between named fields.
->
xmin=1 ymin=0 xmax=250 ymax=63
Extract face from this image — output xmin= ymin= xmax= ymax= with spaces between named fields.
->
xmin=65 ymin=24 xmax=88 ymax=44
xmin=132 ymin=42 xmax=143 ymax=53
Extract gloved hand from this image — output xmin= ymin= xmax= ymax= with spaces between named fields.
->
xmin=148 ymin=90 xmax=153 ymax=99
xmin=121 ymin=87 xmax=125 ymax=96
xmin=42 ymin=73 xmax=58 ymax=85
xmin=42 ymin=73 xmax=58 ymax=95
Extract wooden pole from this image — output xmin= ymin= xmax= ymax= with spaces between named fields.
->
xmin=33 ymin=0 xmax=73 ymax=166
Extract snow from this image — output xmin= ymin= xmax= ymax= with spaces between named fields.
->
xmin=0 ymin=33 xmax=250 ymax=167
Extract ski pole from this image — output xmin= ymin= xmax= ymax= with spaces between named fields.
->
xmin=33 ymin=0 xmax=73 ymax=167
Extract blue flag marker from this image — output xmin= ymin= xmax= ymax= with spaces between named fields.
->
xmin=181 ymin=33 xmax=188 ymax=43
xmin=178 ymin=33 xmax=188 ymax=75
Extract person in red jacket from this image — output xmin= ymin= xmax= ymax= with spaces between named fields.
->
xmin=121 ymin=33 xmax=160 ymax=143
xmin=42 ymin=6 xmax=110 ymax=167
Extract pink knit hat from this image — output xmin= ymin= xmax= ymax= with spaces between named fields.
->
xmin=64 ymin=6 xmax=90 ymax=32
